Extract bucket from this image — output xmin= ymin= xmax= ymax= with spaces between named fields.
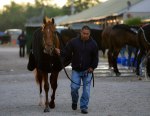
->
xmin=117 ymin=57 xmax=121 ymax=64
xmin=121 ymin=57 xmax=127 ymax=66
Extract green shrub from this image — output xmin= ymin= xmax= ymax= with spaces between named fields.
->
xmin=124 ymin=17 xmax=142 ymax=25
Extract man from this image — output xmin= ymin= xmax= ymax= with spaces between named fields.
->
xmin=55 ymin=25 xmax=99 ymax=114
xmin=17 ymin=31 xmax=26 ymax=57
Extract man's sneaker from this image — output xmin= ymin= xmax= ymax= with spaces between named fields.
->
xmin=72 ymin=103 xmax=77 ymax=110
xmin=81 ymin=109 xmax=88 ymax=114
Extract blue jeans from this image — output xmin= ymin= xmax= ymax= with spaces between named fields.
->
xmin=70 ymin=70 xmax=92 ymax=110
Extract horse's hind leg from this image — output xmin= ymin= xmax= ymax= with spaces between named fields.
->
xmin=49 ymin=72 xmax=59 ymax=108
xmin=107 ymin=50 xmax=113 ymax=68
xmin=113 ymin=49 xmax=121 ymax=76
xmin=107 ymin=50 xmax=113 ymax=76
xmin=42 ymin=72 xmax=50 ymax=112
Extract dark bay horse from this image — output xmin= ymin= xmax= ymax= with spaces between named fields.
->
xmin=59 ymin=28 xmax=104 ymax=53
xmin=136 ymin=24 xmax=150 ymax=78
xmin=27 ymin=17 xmax=69 ymax=112
xmin=101 ymin=24 xmax=139 ymax=76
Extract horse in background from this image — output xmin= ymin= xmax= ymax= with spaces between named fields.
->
xmin=101 ymin=26 xmax=113 ymax=67
xmin=59 ymin=28 xmax=104 ymax=53
xmin=136 ymin=24 xmax=150 ymax=79
xmin=126 ymin=45 xmax=138 ymax=68
xmin=101 ymin=24 xmax=139 ymax=76
xmin=27 ymin=17 xmax=70 ymax=112
xmin=90 ymin=29 xmax=105 ymax=55
xmin=58 ymin=28 xmax=78 ymax=44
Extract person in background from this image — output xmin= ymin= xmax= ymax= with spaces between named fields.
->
xmin=55 ymin=25 xmax=99 ymax=114
xmin=138 ymin=51 xmax=150 ymax=80
xmin=127 ymin=45 xmax=137 ymax=68
xmin=120 ymin=46 xmax=126 ymax=58
xmin=17 ymin=31 xmax=26 ymax=57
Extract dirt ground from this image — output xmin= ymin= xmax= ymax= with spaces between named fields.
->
xmin=0 ymin=46 xmax=150 ymax=116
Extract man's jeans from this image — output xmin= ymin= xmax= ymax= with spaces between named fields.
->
xmin=71 ymin=70 xmax=92 ymax=110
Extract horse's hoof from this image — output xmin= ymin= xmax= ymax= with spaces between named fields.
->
xmin=44 ymin=107 xmax=50 ymax=112
xmin=49 ymin=102 xmax=55 ymax=109
xmin=116 ymin=72 xmax=121 ymax=76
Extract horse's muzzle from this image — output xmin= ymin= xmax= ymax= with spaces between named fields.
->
xmin=43 ymin=46 xmax=54 ymax=55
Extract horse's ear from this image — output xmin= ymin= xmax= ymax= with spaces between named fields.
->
xmin=43 ymin=16 xmax=50 ymax=24
xmin=43 ymin=16 xmax=47 ymax=24
xmin=52 ymin=18 xmax=55 ymax=24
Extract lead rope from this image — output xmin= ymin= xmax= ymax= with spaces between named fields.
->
xmin=58 ymin=56 xmax=94 ymax=87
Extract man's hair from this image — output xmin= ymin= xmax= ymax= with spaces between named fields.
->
xmin=82 ymin=25 xmax=91 ymax=31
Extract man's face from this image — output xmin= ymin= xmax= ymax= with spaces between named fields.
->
xmin=80 ymin=29 xmax=90 ymax=41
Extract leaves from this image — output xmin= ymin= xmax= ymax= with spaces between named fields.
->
xmin=0 ymin=0 xmax=101 ymax=31
xmin=124 ymin=17 xmax=142 ymax=26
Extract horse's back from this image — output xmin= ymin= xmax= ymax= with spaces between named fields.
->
xmin=111 ymin=24 xmax=139 ymax=48
xmin=113 ymin=24 xmax=137 ymax=35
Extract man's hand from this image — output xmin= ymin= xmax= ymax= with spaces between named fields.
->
xmin=55 ymin=48 xmax=60 ymax=55
xmin=88 ymin=67 xmax=93 ymax=73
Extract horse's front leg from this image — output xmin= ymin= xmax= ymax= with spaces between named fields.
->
xmin=49 ymin=72 xmax=59 ymax=108
xmin=43 ymin=72 xmax=50 ymax=112
xmin=113 ymin=49 xmax=121 ymax=76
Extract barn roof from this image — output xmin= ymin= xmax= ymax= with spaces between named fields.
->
xmin=128 ymin=0 xmax=150 ymax=12
xmin=25 ymin=15 xmax=68 ymax=27
xmin=60 ymin=0 xmax=142 ymax=25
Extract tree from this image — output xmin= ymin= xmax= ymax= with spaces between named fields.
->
xmin=124 ymin=17 xmax=142 ymax=26
xmin=63 ymin=0 xmax=101 ymax=15
xmin=0 ymin=2 xmax=26 ymax=31
xmin=0 ymin=1 xmax=65 ymax=31
xmin=0 ymin=0 xmax=101 ymax=31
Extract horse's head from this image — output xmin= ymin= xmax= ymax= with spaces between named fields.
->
xmin=42 ymin=16 xmax=59 ymax=55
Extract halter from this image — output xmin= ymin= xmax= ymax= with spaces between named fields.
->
xmin=43 ymin=32 xmax=58 ymax=55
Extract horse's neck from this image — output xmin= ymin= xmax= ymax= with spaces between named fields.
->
xmin=55 ymin=34 xmax=60 ymax=49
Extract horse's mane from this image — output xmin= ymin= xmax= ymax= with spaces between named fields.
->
xmin=55 ymin=31 xmax=66 ymax=49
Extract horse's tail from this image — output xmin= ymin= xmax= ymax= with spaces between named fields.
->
xmin=34 ymin=68 xmax=43 ymax=84
xmin=34 ymin=68 xmax=43 ymax=94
